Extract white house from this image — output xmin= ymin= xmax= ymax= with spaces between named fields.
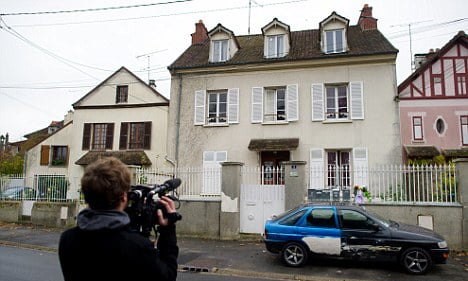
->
xmin=25 ymin=67 xmax=170 ymax=198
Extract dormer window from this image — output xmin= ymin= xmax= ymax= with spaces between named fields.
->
xmin=116 ymin=85 xmax=128 ymax=103
xmin=208 ymin=24 xmax=239 ymax=63
xmin=267 ymin=35 xmax=285 ymax=58
xmin=319 ymin=12 xmax=349 ymax=54
xmin=262 ymin=18 xmax=290 ymax=59
xmin=212 ymin=39 xmax=228 ymax=62
xmin=325 ymin=29 xmax=345 ymax=53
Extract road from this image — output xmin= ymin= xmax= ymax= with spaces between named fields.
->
xmin=0 ymin=246 xmax=291 ymax=281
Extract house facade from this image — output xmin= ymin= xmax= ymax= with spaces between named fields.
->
xmin=25 ymin=67 xmax=170 ymax=198
xmin=398 ymin=31 xmax=468 ymax=163
xmin=167 ymin=4 xmax=401 ymax=190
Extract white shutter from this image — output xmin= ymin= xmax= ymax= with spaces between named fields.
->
xmin=311 ymin=83 xmax=324 ymax=121
xmin=310 ymin=148 xmax=324 ymax=189
xmin=350 ymin=81 xmax=364 ymax=120
xmin=228 ymin=88 xmax=239 ymax=124
xmin=194 ymin=90 xmax=206 ymax=125
xmin=286 ymin=84 xmax=299 ymax=121
xmin=353 ymin=147 xmax=368 ymax=187
xmin=251 ymin=87 xmax=263 ymax=123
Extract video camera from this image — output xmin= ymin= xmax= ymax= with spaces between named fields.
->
xmin=125 ymin=178 xmax=182 ymax=237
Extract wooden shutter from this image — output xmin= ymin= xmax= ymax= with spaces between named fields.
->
xmin=311 ymin=83 xmax=324 ymax=121
xmin=194 ymin=90 xmax=206 ymax=125
xmin=143 ymin=122 xmax=152 ymax=150
xmin=251 ymin=87 xmax=263 ymax=123
xmin=105 ymin=123 xmax=114 ymax=150
xmin=309 ymin=148 xmax=324 ymax=189
xmin=82 ymin=123 xmax=91 ymax=150
xmin=350 ymin=81 xmax=364 ymax=120
xmin=40 ymin=145 xmax=50 ymax=166
xmin=353 ymin=147 xmax=368 ymax=186
xmin=228 ymin=88 xmax=239 ymax=124
xmin=287 ymin=84 xmax=299 ymax=121
xmin=119 ymin=122 xmax=128 ymax=150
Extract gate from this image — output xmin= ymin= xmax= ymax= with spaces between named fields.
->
xmin=240 ymin=184 xmax=284 ymax=234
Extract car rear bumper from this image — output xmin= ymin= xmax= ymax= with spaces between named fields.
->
xmin=264 ymin=239 xmax=284 ymax=254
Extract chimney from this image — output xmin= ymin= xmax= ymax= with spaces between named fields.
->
xmin=191 ymin=20 xmax=208 ymax=45
xmin=149 ymin=79 xmax=156 ymax=88
xmin=358 ymin=4 xmax=377 ymax=30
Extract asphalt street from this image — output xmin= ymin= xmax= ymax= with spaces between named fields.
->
xmin=0 ymin=222 xmax=467 ymax=281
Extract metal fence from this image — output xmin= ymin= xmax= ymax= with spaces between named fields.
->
xmin=0 ymin=174 xmax=71 ymax=202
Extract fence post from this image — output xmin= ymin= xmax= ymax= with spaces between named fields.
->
xmin=220 ymin=162 xmax=244 ymax=240
xmin=454 ymin=158 xmax=468 ymax=249
xmin=283 ymin=161 xmax=307 ymax=211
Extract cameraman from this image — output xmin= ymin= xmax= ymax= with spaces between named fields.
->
xmin=58 ymin=157 xmax=179 ymax=281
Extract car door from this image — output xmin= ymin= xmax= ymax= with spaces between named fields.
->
xmin=295 ymin=207 xmax=342 ymax=256
xmin=338 ymin=208 xmax=393 ymax=261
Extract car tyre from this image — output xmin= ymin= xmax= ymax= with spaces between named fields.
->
xmin=400 ymin=247 xmax=432 ymax=275
xmin=281 ymin=242 xmax=308 ymax=267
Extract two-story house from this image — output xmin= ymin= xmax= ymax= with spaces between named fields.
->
xmin=167 ymin=4 xmax=401 ymax=191
xmin=25 ymin=67 xmax=170 ymax=198
xmin=398 ymin=31 xmax=468 ymax=163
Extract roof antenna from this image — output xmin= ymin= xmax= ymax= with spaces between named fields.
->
xmin=248 ymin=0 xmax=263 ymax=34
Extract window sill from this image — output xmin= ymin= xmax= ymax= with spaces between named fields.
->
xmin=203 ymin=123 xmax=229 ymax=127
xmin=262 ymin=121 xmax=289 ymax=125
xmin=412 ymin=140 xmax=425 ymax=144
xmin=322 ymin=119 xmax=352 ymax=124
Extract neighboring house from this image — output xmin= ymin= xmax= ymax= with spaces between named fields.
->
xmin=25 ymin=66 xmax=170 ymax=198
xmin=398 ymin=31 xmax=468 ymax=163
xmin=167 ymin=4 xmax=401 ymax=190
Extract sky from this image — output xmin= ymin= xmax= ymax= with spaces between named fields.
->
xmin=0 ymin=0 xmax=467 ymax=142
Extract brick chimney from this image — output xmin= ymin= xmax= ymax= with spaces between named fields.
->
xmin=358 ymin=4 xmax=377 ymax=30
xmin=191 ymin=20 xmax=208 ymax=45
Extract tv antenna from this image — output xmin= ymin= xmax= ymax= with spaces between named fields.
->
xmin=248 ymin=0 xmax=263 ymax=35
xmin=391 ymin=20 xmax=432 ymax=72
xmin=136 ymin=49 xmax=167 ymax=82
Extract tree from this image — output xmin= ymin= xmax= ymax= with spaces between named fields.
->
xmin=0 ymin=152 xmax=23 ymax=175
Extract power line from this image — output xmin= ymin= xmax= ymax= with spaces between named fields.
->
xmin=0 ymin=0 xmax=193 ymax=16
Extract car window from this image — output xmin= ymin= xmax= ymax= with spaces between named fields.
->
xmin=306 ymin=208 xmax=336 ymax=228
xmin=279 ymin=209 xmax=307 ymax=226
xmin=339 ymin=209 xmax=375 ymax=230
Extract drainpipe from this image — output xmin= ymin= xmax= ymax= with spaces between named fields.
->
xmin=174 ymin=74 xmax=183 ymax=166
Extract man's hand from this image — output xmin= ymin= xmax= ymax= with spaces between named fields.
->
xmin=156 ymin=196 xmax=177 ymax=226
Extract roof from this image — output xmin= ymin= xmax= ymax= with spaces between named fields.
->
xmin=169 ymin=25 xmax=397 ymax=71
xmin=248 ymin=138 xmax=299 ymax=151
xmin=72 ymin=66 xmax=168 ymax=107
xmin=404 ymin=145 xmax=440 ymax=158
xmin=75 ymin=151 xmax=152 ymax=166
xmin=398 ymin=31 xmax=468 ymax=92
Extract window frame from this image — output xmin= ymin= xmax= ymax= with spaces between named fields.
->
xmin=324 ymin=29 xmax=345 ymax=54
xmin=461 ymin=115 xmax=468 ymax=146
xmin=119 ymin=122 xmax=151 ymax=150
xmin=267 ymin=35 xmax=285 ymax=58
xmin=264 ymin=87 xmax=287 ymax=122
xmin=51 ymin=145 xmax=68 ymax=166
xmin=212 ymin=39 xmax=228 ymax=62
xmin=208 ymin=90 xmax=228 ymax=124
xmin=116 ymin=85 xmax=128 ymax=103
xmin=325 ymin=84 xmax=349 ymax=120
xmin=412 ymin=116 xmax=424 ymax=141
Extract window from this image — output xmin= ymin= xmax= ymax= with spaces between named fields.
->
xmin=306 ymin=209 xmax=336 ymax=228
xmin=194 ymin=89 xmax=239 ymax=126
xmin=267 ymin=35 xmax=285 ymax=58
xmin=208 ymin=91 xmax=227 ymax=124
xmin=325 ymin=29 xmax=344 ymax=53
xmin=119 ymin=122 xmax=151 ymax=150
xmin=116 ymin=85 xmax=128 ymax=103
xmin=326 ymin=85 xmax=348 ymax=119
xmin=461 ymin=115 xmax=468 ymax=146
xmin=251 ymin=85 xmax=298 ymax=123
xmin=339 ymin=209 xmax=375 ymax=230
xmin=264 ymin=88 xmax=286 ymax=122
xmin=327 ymin=151 xmax=350 ymax=189
xmin=456 ymin=76 xmax=467 ymax=96
xmin=412 ymin=116 xmax=423 ymax=141
xmin=436 ymin=118 xmax=445 ymax=135
xmin=82 ymin=123 xmax=114 ymax=150
xmin=279 ymin=210 xmax=307 ymax=226
xmin=432 ymin=76 xmax=443 ymax=96
xmin=51 ymin=146 xmax=68 ymax=166
xmin=212 ymin=40 xmax=228 ymax=62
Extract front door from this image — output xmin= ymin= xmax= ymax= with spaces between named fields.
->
xmin=261 ymin=151 xmax=289 ymax=185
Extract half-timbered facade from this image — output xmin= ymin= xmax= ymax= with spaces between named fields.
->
xmin=398 ymin=31 xmax=468 ymax=162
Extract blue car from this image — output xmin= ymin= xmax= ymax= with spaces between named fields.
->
xmin=263 ymin=203 xmax=449 ymax=275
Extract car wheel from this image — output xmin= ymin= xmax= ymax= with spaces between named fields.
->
xmin=281 ymin=242 xmax=308 ymax=267
xmin=400 ymin=247 xmax=432 ymax=275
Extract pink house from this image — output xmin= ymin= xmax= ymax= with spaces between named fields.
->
xmin=398 ymin=31 xmax=468 ymax=162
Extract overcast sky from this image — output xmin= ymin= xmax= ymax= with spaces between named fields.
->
xmin=1 ymin=0 xmax=467 ymax=142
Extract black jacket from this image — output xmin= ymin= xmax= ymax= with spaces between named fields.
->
xmin=58 ymin=209 xmax=178 ymax=281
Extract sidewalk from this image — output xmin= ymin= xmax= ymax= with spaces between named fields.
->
xmin=1 ymin=222 xmax=467 ymax=281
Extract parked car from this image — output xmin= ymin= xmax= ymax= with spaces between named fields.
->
xmin=0 ymin=186 xmax=36 ymax=200
xmin=263 ymin=203 xmax=449 ymax=274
